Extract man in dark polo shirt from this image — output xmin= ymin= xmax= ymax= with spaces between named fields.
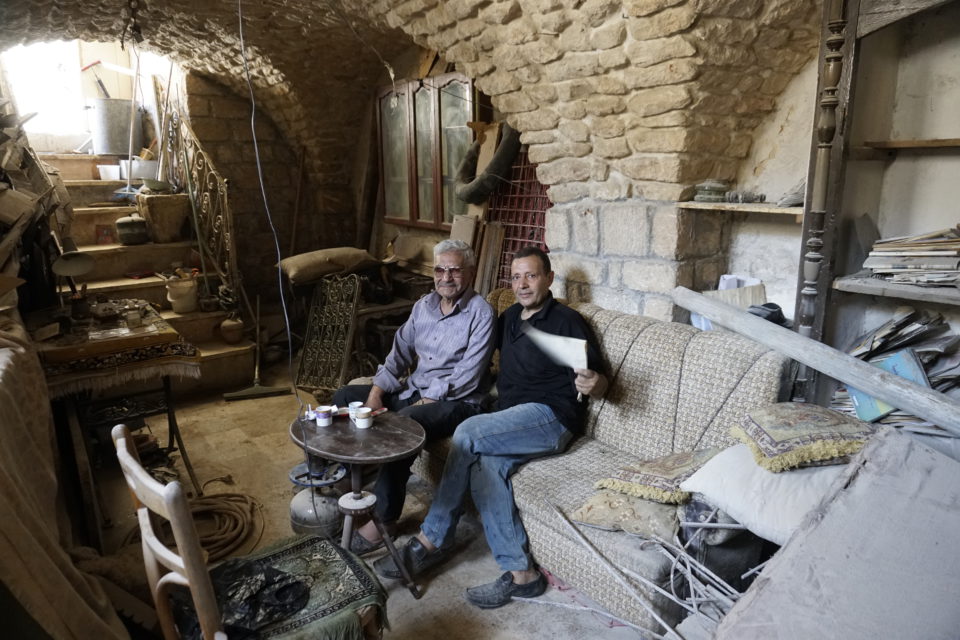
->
xmin=375 ymin=246 xmax=608 ymax=609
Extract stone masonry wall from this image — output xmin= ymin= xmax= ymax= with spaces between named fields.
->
xmin=0 ymin=0 xmax=822 ymax=319
xmin=547 ymin=200 xmax=728 ymax=316
xmin=181 ymin=72 xmax=314 ymax=300
xmin=358 ymin=0 xmax=821 ymax=319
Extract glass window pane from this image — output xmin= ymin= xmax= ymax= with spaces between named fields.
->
xmin=380 ymin=92 xmax=409 ymax=219
xmin=414 ymin=86 xmax=435 ymax=223
xmin=440 ymin=81 xmax=471 ymax=223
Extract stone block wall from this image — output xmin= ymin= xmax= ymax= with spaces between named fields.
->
xmin=547 ymin=199 xmax=730 ymax=319
xmin=181 ymin=72 xmax=314 ymax=299
xmin=0 ymin=0 xmax=822 ymax=316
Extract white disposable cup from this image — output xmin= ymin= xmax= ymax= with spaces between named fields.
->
xmin=348 ymin=401 xmax=364 ymax=420
xmin=315 ymin=405 xmax=333 ymax=427
xmin=355 ymin=407 xmax=373 ymax=429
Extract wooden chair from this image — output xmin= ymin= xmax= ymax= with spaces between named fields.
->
xmin=111 ymin=424 xmax=385 ymax=640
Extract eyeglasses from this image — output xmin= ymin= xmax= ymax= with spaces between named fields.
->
xmin=434 ymin=266 xmax=464 ymax=278
xmin=510 ymin=273 xmax=541 ymax=283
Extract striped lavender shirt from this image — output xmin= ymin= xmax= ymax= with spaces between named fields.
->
xmin=372 ymin=287 xmax=495 ymax=403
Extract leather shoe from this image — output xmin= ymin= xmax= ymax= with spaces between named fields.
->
xmin=464 ymin=571 xmax=547 ymax=609
xmin=349 ymin=531 xmax=384 ymax=556
xmin=373 ymin=536 xmax=447 ymax=580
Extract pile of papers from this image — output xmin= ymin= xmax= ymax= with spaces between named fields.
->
xmin=831 ymin=306 xmax=960 ymax=431
xmin=861 ymin=226 xmax=960 ymax=286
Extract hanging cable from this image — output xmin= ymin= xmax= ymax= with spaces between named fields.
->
xmin=236 ymin=0 xmax=304 ymax=418
xmin=237 ymin=0 xmax=340 ymax=544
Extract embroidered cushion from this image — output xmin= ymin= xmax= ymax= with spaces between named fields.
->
xmin=732 ymin=402 xmax=874 ymax=472
xmin=595 ymin=448 xmax=723 ymax=504
xmin=570 ymin=489 xmax=678 ymax=539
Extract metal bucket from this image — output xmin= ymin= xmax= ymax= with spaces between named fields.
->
xmin=91 ymin=98 xmax=141 ymax=155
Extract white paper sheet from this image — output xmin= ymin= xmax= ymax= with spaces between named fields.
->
xmin=521 ymin=323 xmax=587 ymax=370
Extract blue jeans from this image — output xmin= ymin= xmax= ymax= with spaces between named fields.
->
xmin=332 ymin=384 xmax=482 ymax=523
xmin=420 ymin=403 xmax=573 ymax=572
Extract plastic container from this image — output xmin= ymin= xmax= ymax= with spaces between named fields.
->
xmin=91 ymin=98 xmax=142 ymax=155
xmin=165 ymin=278 xmax=198 ymax=313
xmin=97 ymin=165 xmax=120 ymax=180
xmin=119 ymin=158 xmax=159 ymax=179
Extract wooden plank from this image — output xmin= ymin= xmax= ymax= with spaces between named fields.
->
xmin=863 ymin=138 xmax=960 ymax=149
xmin=475 ymin=221 xmax=504 ymax=296
xmin=832 ymin=271 xmax=960 ymax=306
xmin=449 ymin=214 xmax=478 ymax=249
xmin=417 ymin=50 xmax=439 ymax=79
xmin=671 ymin=286 xmax=960 ymax=434
xmin=858 ymin=0 xmax=953 ymax=36
xmin=677 ymin=202 xmax=804 ymax=216
xmin=66 ymin=399 xmax=104 ymax=551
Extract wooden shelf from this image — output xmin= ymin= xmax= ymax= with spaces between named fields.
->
xmin=863 ymin=138 xmax=960 ymax=149
xmin=677 ymin=201 xmax=804 ymax=221
xmin=833 ymin=271 xmax=960 ymax=306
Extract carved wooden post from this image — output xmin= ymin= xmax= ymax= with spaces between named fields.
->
xmin=795 ymin=0 xmax=848 ymax=400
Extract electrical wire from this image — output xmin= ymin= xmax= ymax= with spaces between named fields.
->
xmin=237 ymin=0 xmax=337 ymax=545
xmin=236 ymin=0 xmax=304 ymax=418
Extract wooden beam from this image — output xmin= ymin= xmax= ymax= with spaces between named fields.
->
xmin=864 ymin=138 xmax=960 ymax=149
xmin=671 ymin=286 xmax=960 ymax=435
xmin=858 ymin=0 xmax=953 ymax=37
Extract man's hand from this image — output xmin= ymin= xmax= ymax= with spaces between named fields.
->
xmin=364 ymin=386 xmax=386 ymax=411
xmin=574 ymin=368 xmax=608 ymax=399
xmin=412 ymin=397 xmax=436 ymax=406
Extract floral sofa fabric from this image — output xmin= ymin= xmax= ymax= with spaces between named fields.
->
xmin=412 ymin=291 xmax=789 ymax=630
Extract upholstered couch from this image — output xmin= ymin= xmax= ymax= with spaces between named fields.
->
xmin=411 ymin=289 xmax=790 ymax=630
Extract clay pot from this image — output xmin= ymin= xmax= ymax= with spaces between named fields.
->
xmin=219 ymin=316 xmax=244 ymax=344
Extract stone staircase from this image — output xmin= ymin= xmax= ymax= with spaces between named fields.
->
xmin=42 ymin=153 xmax=255 ymax=395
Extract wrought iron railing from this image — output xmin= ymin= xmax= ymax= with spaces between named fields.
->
xmin=160 ymin=109 xmax=242 ymax=313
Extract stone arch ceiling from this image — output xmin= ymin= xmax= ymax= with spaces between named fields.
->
xmin=1 ymin=0 xmax=820 ymax=208
xmin=0 ymin=0 xmax=411 ymax=213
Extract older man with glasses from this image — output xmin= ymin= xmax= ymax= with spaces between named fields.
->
xmin=333 ymin=238 xmax=496 ymax=555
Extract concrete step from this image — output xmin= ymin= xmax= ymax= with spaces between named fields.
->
xmin=40 ymin=153 xmax=122 ymax=181
xmin=73 ymin=274 xmax=220 ymax=311
xmin=65 ymin=179 xmax=142 ymax=207
xmin=161 ymin=308 xmax=230 ymax=344
xmin=172 ymin=340 xmax=257 ymax=396
xmin=75 ymin=240 xmax=197 ymax=281
xmin=72 ymin=275 xmax=170 ymax=308
xmin=71 ymin=205 xmax=137 ymax=245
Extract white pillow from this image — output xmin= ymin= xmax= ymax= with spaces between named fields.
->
xmin=679 ymin=444 xmax=847 ymax=545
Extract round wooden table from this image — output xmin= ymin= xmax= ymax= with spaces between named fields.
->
xmin=290 ymin=411 xmax=426 ymax=597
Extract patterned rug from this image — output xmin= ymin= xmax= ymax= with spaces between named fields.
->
xmin=173 ymin=536 xmax=386 ymax=640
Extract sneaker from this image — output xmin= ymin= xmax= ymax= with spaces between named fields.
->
xmin=373 ymin=536 xmax=448 ymax=580
xmin=464 ymin=571 xmax=547 ymax=609
xmin=349 ymin=530 xmax=385 ymax=556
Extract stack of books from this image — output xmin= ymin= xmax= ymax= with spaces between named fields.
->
xmin=830 ymin=306 xmax=960 ymax=432
xmin=861 ymin=226 xmax=960 ymax=286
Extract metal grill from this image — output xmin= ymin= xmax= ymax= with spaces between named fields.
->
xmin=487 ymin=149 xmax=550 ymax=289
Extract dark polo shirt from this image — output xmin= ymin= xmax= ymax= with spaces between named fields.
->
xmin=495 ymin=294 xmax=604 ymax=434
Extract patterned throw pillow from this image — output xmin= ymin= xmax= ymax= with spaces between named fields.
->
xmin=732 ymin=402 xmax=874 ymax=473
xmin=570 ymin=490 xmax=678 ymax=539
xmin=595 ymin=448 xmax=723 ymax=504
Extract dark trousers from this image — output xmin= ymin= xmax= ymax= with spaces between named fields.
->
xmin=332 ymin=384 xmax=483 ymax=523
